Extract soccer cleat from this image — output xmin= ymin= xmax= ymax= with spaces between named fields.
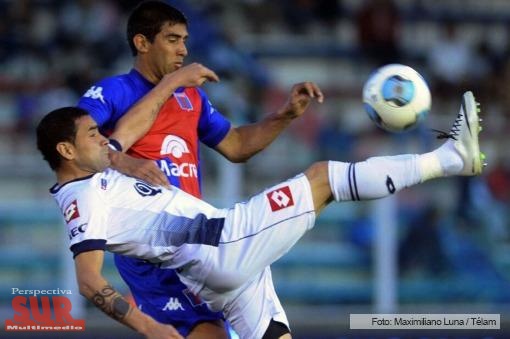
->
xmin=445 ymin=91 xmax=484 ymax=175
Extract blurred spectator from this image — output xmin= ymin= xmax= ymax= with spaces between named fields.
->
xmin=57 ymin=0 xmax=124 ymax=69
xmin=426 ymin=21 xmax=474 ymax=99
xmin=484 ymin=161 xmax=510 ymax=241
xmin=280 ymin=0 xmax=342 ymax=34
xmin=356 ymin=0 xmax=402 ymax=66
xmin=496 ymin=51 xmax=510 ymax=122
xmin=441 ymin=215 xmax=510 ymax=301
xmin=316 ymin=114 xmax=355 ymax=160
xmin=399 ymin=205 xmax=450 ymax=277
xmin=469 ymin=40 xmax=498 ymax=102
xmin=487 ymin=161 xmax=510 ymax=203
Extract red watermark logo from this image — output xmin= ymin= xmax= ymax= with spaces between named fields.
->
xmin=5 ymin=289 xmax=85 ymax=331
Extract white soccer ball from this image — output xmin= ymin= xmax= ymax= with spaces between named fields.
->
xmin=362 ymin=64 xmax=431 ymax=132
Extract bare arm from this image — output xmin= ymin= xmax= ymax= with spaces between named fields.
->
xmin=215 ymin=82 xmax=324 ymax=162
xmin=107 ymin=150 xmax=171 ymax=188
xmin=110 ymin=63 xmax=219 ymax=151
xmin=106 ymin=64 xmax=219 ymax=188
xmin=75 ymin=250 xmax=183 ymax=339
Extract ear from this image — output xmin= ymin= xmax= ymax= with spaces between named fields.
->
xmin=133 ymin=34 xmax=150 ymax=54
xmin=56 ymin=142 xmax=76 ymax=161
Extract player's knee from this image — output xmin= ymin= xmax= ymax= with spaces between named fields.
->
xmin=304 ymin=161 xmax=328 ymax=185
xmin=304 ymin=161 xmax=327 ymax=179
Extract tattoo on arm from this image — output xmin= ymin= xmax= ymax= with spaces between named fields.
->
xmin=91 ymin=284 xmax=133 ymax=321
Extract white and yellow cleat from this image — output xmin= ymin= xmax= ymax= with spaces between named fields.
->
xmin=446 ymin=91 xmax=485 ymax=175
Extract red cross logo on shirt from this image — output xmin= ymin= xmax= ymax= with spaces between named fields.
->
xmin=267 ymin=186 xmax=294 ymax=212
xmin=64 ymin=200 xmax=80 ymax=223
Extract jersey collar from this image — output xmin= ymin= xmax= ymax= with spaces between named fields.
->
xmin=129 ymin=69 xmax=185 ymax=93
xmin=49 ymin=175 xmax=95 ymax=194
xmin=129 ymin=69 xmax=155 ymax=89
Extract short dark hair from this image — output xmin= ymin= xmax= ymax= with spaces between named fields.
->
xmin=36 ymin=107 xmax=89 ymax=171
xmin=127 ymin=1 xmax=188 ymax=56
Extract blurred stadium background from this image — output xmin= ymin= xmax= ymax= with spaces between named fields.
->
xmin=0 ymin=0 xmax=509 ymax=338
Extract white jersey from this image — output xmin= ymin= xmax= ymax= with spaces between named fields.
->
xmin=51 ymin=169 xmax=225 ymax=273
xmin=51 ymin=168 xmax=316 ymax=339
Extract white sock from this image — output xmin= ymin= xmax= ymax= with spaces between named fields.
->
xmin=328 ymin=144 xmax=464 ymax=201
xmin=328 ymin=155 xmax=420 ymax=201
xmin=416 ymin=140 xmax=465 ymax=182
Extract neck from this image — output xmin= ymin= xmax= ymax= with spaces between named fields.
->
xmin=56 ymin=166 xmax=95 ymax=186
xmin=134 ymin=58 xmax=160 ymax=84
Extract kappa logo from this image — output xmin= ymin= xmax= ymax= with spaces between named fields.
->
xmin=64 ymin=200 xmax=80 ymax=223
xmin=83 ymin=86 xmax=105 ymax=104
xmin=267 ymin=186 xmax=294 ymax=212
xmin=160 ymin=135 xmax=190 ymax=158
xmin=162 ymin=297 xmax=184 ymax=311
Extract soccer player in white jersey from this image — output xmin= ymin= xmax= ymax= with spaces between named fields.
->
xmin=37 ymin=92 xmax=484 ymax=339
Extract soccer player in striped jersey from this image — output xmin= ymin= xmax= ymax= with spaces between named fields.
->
xmin=77 ymin=1 xmax=322 ymax=338
xmin=38 ymin=91 xmax=483 ymax=338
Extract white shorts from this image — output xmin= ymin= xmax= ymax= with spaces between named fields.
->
xmin=194 ymin=174 xmax=316 ymax=338
xmin=221 ymin=267 xmax=289 ymax=339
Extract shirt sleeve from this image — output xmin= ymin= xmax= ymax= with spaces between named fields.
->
xmin=63 ymin=189 xmax=108 ymax=258
xmin=77 ymin=77 xmax=120 ymax=128
xmin=197 ymin=88 xmax=231 ymax=148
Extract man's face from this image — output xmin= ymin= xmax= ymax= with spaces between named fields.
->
xmin=72 ymin=115 xmax=110 ymax=173
xmin=146 ymin=22 xmax=188 ymax=80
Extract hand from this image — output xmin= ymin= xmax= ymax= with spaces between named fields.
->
xmin=109 ymin=151 xmax=170 ymax=189
xmin=163 ymin=63 xmax=219 ymax=88
xmin=277 ymin=82 xmax=324 ymax=120
xmin=145 ymin=322 xmax=183 ymax=339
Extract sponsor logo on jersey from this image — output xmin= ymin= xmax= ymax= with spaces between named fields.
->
xmin=68 ymin=223 xmax=87 ymax=240
xmin=159 ymin=160 xmax=198 ymax=178
xmin=162 ymin=297 xmax=185 ymax=311
xmin=159 ymin=135 xmax=198 ymax=178
xmin=174 ymin=92 xmax=193 ymax=111
xmin=267 ymin=186 xmax=294 ymax=212
xmin=134 ymin=182 xmax=162 ymax=197
xmin=100 ymin=178 xmax=108 ymax=190
xmin=160 ymin=135 xmax=190 ymax=158
xmin=83 ymin=86 xmax=105 ymax=104
xmin=64 ymin=200 xmax=80 ymax=223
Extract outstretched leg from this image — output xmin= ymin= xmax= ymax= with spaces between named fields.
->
xmin=197 ymin=92 xmax=484 ymax=336
xmin=307 ymin=91 xmax=485 ymax=212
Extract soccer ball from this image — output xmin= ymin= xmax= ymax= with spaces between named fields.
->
xmin=362 ymin=64 xmax=431 ymax=132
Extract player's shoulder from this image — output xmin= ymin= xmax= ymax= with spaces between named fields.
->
xmin=173 ymin=86 xmax=204 ymax=97
xmin=80 ymin=71 xmax=145 ymax=110
xmin=80 ymin=73 xmax=127 ymax=104
xmin=50 ymin=174 xmax=100 ymax=200
xmin=192 ymin=86 xmax=208 ymax=98
xmin=52 ymin=171 xmax=125 ymax=199
xmin=91 ymin=72 xmax=133 ymax=90
xmin=50 ymin=175 xmax=98 ymax=221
